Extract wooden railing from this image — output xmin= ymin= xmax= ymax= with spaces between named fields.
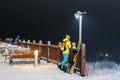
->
xmin=0 ymin=38 xmax=87 ymax=76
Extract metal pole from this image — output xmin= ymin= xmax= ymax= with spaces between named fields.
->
xmin=79 ymin=15 xmax=82 ymax=42
xmin=74 ymin=11 xmax=86 ymax=42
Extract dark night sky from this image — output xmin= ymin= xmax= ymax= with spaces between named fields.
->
xmin=0 ymin=0 xmax=120 ymax=57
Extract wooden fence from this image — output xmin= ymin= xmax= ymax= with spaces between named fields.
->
xmin=0 ymin=38 xmax=87 ymax=76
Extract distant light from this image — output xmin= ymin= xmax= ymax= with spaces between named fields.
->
xmin=105 ymin=54 xmax=108 ymax=57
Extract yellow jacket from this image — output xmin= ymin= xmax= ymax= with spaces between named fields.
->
xmin=62 ymin=38 xmax=71 ymax=54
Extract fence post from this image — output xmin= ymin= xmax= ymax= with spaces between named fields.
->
xmin=47 ymin=41 xmax=51 ymax=63
xmin=39 ymin=40 xmax=42 ymax=51
xmin=27 ymin=40 xmax=30 ymax=43
xmin=33 ymin=40 xmax=36 ymax=44
xmin=72 ymin=42 xmax=76 ymax=49
xmin=39 ymin=40 xmax=42 ymax=45
xmin=34 ymin=49 xmax=38 ymax=67
xmin=27 ymin=40 xmax=30 ymax=48
xmin=80 ymin=43 xmax=86 ymax=76
xmin=23 ymin=39 xmax=26 ymax=43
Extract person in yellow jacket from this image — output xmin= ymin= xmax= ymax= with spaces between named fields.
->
xmin=58 ymin=34 xmax=71 ymax=70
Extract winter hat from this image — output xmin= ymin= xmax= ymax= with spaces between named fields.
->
xmin=66 ymin=34 xmax=70 ymax=39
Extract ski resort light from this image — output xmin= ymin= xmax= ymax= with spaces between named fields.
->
xmin=105 ymin=53 xmax=108 ymax=57
xmin=74 ymin=11 xmax=86 ymax=42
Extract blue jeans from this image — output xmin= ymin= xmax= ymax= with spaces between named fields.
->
xmin=59 ymin=54 xmax=69 ymax=69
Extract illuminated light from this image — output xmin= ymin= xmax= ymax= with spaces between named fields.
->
xmin=74 ymin=13 xmax=79 ymax=19
xmin=105 ymin=54 xmax=108 ymax=57
xmin=74 ymin=11 xmax=87 ymax=42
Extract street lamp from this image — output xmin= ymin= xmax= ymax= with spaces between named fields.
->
xmin=74 ymin=11 xmax=86 ymax=43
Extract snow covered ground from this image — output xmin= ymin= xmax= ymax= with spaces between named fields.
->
xmin=0 ymin=55 xmax=120 ymax=80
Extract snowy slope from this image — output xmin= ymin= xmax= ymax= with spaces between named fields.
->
xmin=0 ymin=55 xmax=120 ymax=80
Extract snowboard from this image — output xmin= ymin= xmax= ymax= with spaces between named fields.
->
xmin=69 ymin=41 xmax=81 ymax=74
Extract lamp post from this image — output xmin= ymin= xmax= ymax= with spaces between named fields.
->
xmin=74 ymin=11 xmax=86 ymax=43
